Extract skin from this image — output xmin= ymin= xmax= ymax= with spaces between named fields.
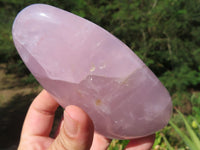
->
xmin=18 ymin=90 xmax=155 ymax=150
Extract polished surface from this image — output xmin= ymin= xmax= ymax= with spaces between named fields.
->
xmin=12 ymin=4 xmax=172 ymax=139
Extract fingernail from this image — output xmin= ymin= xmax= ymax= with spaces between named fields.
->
xmin=64 ymin=110 xmax=78 ymax=137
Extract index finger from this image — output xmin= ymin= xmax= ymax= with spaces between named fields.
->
xmin=125 ymin=134 xmax=155 ymax=150
xmin=21 ymin=90 xmax=59 ymax=138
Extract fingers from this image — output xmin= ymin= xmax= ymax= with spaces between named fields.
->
xmin=125 ymin=134 xmax=155 ymax=150
xmin=21 ymin=90 xmax=59 ymax=138
xmin=90 ymin=132 xmax=111 ymax=150
xmin=49 ymin=105 xmax=94 ymax=150
xmin=20 ymin=89 xmax=154 ymax=150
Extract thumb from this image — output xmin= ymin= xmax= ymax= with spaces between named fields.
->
xmin=49 ymin=105 xmax=94 ymax=150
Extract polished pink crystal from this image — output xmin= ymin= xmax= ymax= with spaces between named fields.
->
xmin=12 ymin=4 xmax=172 ymax=139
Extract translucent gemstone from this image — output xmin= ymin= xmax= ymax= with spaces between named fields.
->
xmin=12 ymin=4 xmax=172 ymax=139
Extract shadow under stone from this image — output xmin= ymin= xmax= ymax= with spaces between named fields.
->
xmin=0 ymin=92 xmax=37 ymax=148
xmin=0 ymin=92 xmax=64 ymax=149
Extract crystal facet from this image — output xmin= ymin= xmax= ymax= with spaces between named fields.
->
xmin=12 ymin=4 xmax=172 ymax=139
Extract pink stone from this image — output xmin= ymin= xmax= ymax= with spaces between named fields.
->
xmin=12 ymin=4 xmax=172 ymax=139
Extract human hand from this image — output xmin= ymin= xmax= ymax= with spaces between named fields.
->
xmin=18 ymin=90 xmax=155 ymax=150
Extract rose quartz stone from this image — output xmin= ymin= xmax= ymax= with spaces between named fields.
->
xmin=12 ymin=4 xmax=172 ymax=139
